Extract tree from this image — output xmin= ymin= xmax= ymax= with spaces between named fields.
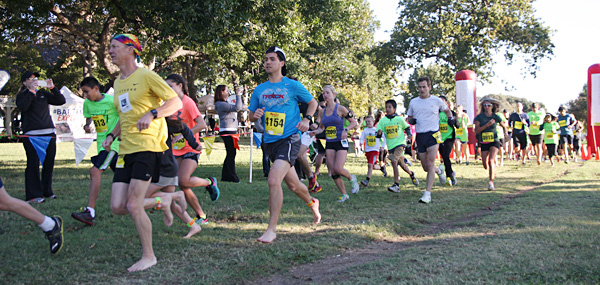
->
xmin=479 ymin=94 xmax=545 ymax=113
xmin=384 ymin=0 xmax=555 ymax=81
xmin=565 ymin=84 xmax=587 ymax=125
xmin=399 ymin=64 xmax=455 ymax=111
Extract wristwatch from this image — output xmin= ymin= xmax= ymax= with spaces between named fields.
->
xmin=150 ymin=109 xmax=158 ymax=119
xmin=304 ymin=114 xmax=312 ymax=121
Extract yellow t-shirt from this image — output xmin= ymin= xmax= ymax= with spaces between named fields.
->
xmin=113 ymin=68 xmax=178 ymax=154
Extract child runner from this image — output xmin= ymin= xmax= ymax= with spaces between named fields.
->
xmin=310 ymin=85 xmax=359 ymax=201
xmin=249 ymin=46 xmax=321 ymax=243
xmin=0 ymin=177 xmax=63 ymax=253
xmin=454 ymin=105 xmax=470 ymax=165
xmin=359 ymin=115 xmax=383 ymax=187
xmin=436 ymin=96 xmax=458 ymax=186
xmin=540 ymin=113 xmax=560 ymax=166
xmin=376 ymin=99 xmax=419 ymax=192
xmin=474 ymin=98 xmax=508 ymax=190
xmin=72 ymin=77 xmax=120 ymax=226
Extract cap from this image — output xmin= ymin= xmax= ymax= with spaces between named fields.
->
xmin=21 ymin=71 xmax=40 ymax=83
xmin=265 ymin=46 xmax=287 ymax=76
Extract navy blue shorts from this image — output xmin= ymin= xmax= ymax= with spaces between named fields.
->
xmin=113 ymin=151 xmax=162 ymax=183
xmin=91 ymin=150 xmax=118 ymax=171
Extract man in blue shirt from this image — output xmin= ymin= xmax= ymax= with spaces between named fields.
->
xmin=557 ymin=106 xmax=578 ymax=163
xmin=249 ymin=46 xmax=321 ymax=243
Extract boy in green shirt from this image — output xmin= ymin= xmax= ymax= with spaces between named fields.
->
xmin=527 ymin=103 xmax=545 ymax=165
xmin=72 ymin=77 xmax=120 ymax=226
xmin=540 ymin=113 xmax=560 ymax=166
xmin=377 ymin=100 xmax=418 ymax=192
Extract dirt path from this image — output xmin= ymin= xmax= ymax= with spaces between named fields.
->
xmin=250 ymin=164 xmax=582 ymax=284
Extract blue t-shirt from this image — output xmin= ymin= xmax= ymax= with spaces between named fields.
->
xmin=557 ymin=113 xmax=576 ymax=135
xmin=249 ymin=77 xmax=313 ymax=143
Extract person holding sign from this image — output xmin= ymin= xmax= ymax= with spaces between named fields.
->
xmin=527 ymin=103 xmax=545 ymax=165
xmin=310 ymin=85 xmax=359 ymax=202
xmin=557 ymin=106 xmax=577 ymax=163
xmin=72 ymin=77 xmax=120 ymax=226
xmin=375 ymin=100 xmax=418 ymax=192
xmin=406 ymin=77 xmax=454 ymax=204
xmin=508 ymin=102 xmax=530 ymax=165
xmin=249 ymin=46 xmax=321 ymax=243
xmin=474 ymin=98 xmax=508 ymax=190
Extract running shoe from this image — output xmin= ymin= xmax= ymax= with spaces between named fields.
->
xmin=437 ymin=165 xmax=446 ymax=185
xmin=465 ymin=161 xmax=470 ymax=166
xmin=387 ymin=183 xmax=400 ymax=193
xmin=445 ymin=177 xmax=453 ymax=187
xmin=310 ymin=182 xmax=322 ymax=193
xmin=44 ymin=216 xmax=64 ymax=254
xmin=419 ymin=192 xmax=431 ymax=204
xmin=360 ymin=179 xmax=369 ymax=187
xmin=410 ymin=171 xmax=419 ymax=186
xmin=350 ymin=175 xmax=359 ymax=194
xmin=488 ymin=181 xmax=495 ymax=191
xmin=72 ymin=207 xmax=95 ymax=226
xmin=451 ymin=171 xmax=457 ymax=186
xmin=27 ymin=197 xmax=45 ymax=204
xmin=206 ymin=177 xmax=220 ymax=202
xmin=381 ymin=166 xmax=388 ymax=177
xmin=308 ymin=175 xmax=317 ymax=191
xmin=195 ymin=215 xmax=209 ymax=225
xmin=404 ymin=157 xmax=412 ymax=166
xmin=337 ymin=194 xmax=350 ymax=203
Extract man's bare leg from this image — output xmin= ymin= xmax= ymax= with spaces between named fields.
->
xmin=283 ymin=165 xmax=321 ymax=225
xmin=421 ymin=144 xmax=439 ymax=192
xmin=126 ymin=178 xmax=157 ymax=272
xmin=257 ymin=159 xmax=291 ymax=243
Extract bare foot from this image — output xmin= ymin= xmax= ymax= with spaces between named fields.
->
xmin=128 ymin=256 xmax=157 ymax=272
xmin=314 ymin=171 xmax=320 ymax=176
xmin=183 ymin=223 xmax=202 ymax=239
xmin=159 ymin=195 xmax=174 ymax=227
xmin=257 ymin=230 xmax=277 ymax=243
xmin=172 ymin=191 xmax=187 ymax=214
xmin=310 ymin=198 xmax=321 ymax=224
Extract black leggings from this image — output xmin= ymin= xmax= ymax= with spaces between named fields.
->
xmin=220 ymin=132 xmax=240 ymax=182
xmin=439 ymin=139 xmax=455 ymax=177
xmin=546 ymin=144 xmax=557 ymax=159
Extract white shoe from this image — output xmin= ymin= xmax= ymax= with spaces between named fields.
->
xmin=350 ymin=175 xmax=359 ymax=194
xmin=387 ymin=183 xmax=400 ymax=193
xmin=337 ymin=194 xmax=350 ymax=203
xmin=419 ymin=192 xmax=431 ymax=204
xmin=437 ymin=165 xmax=446 ymax=185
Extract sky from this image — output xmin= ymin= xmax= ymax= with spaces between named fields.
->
xmin=367 ymin=0 xmax=600 ymax=112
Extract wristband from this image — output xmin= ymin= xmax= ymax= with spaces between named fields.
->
xmin=107 ymin=133 xmax=115 ymax=140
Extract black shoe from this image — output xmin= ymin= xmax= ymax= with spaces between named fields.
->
xmin=44 ymin=216 xmax=64 ymax=254
xmin=72 ymin=208 xmax=95 ymax=226
xmin=205 ymin=177 xmax=220 ymax=202
xmin=381 ymin=166 xmax=388 ymax=177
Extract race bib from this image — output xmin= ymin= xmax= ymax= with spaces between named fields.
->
xmin=118 ymin=92 xmax=132 ymax=113
xmin=172 ymin=133 xmax=185 ymax=150
xmin=432 ymin=131 xmax=443 ymax=144
xmin=482 ymin=132 xmax=494 ymax=143
xmin=116 ymin=155 xmax=125 ymax=168
xmin=456 ymin=128 xmax=464 ymax=135
xmin=514 ymin=121 xmax=523 ymax=129
xmin=325 ymin=126 xmax=337 ymax=140
xmin=265 ymin=112 xmax=286 ymax=136
xmin=366 ymin=135 xmax=376 ymax=147
xmin=559 ymin=120 xmax=567 ymax=127
xmin=532 ymin=121 xmax=538 ymax=128
xmin=92 ymin=115 xmax=108 ymax=133
xmin=439 ymin=123 xmax=448 ymax=133
xmin=546 ymin=132 xmax=554 ymax=139
xmin=385 ymin=125 xmax=398 ymax=139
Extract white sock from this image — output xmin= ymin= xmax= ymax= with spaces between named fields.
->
xmin=87 ymin=207 xmax=96 ymax=218
xmin=39 ymin=216 xmax=56 ymax=232
xmin=424 ymin=191 xmax=431 ymax=195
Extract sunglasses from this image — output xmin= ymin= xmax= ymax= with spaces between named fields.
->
xmin=483 ymin=104 xmax=493 ymax=107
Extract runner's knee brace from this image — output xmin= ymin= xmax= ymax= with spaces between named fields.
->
xmin=331 ymin=174 xmax=341 ymax=180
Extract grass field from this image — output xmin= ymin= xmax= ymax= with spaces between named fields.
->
xmin=1 ymin=137 xmax=599 ymax=283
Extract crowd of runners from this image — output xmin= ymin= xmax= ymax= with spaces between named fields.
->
xmin=1 ymin=34 xmax=586 ymax=272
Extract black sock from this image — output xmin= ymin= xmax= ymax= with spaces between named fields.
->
xmin=366 ymin=177 xmax=370 ymax=181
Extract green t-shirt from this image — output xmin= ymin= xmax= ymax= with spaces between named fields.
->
xmin=376 ymin=115 xmax=410 ymax=149
xmin=474 ymin=113 xmax=503 ymax=143
xmin=438 ymin=112 xmax=455 ymax=141
xmin=456 ymin=116 xmax=469 ymax=141
xmin=527 ymin=111 xmax=544 ymax=135
xmin=495 ymin=112 xmax=507 ymax=140
xmin=83 ymin=94 xmax=120 ymax=153
xmin=542 ymin=121 xmax=560 ymax=144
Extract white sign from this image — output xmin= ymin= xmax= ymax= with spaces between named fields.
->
xmin=456 ymin=80 xmax=476 ymax=124
xmin=592 ymin=74 xmax=600 ymax=125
